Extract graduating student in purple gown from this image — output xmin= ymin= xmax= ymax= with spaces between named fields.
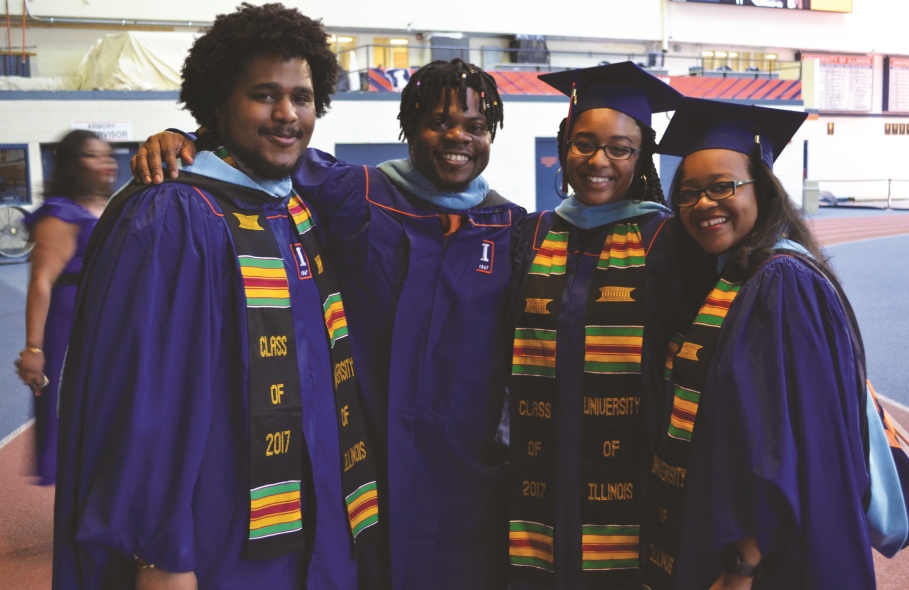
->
xmin=130 ymin=58 xmax=523 ymax=590
xmin=506 ymin=63 xmax=714 ymax=590
xmin=53 ymin=6 xmax=366 ymax=589
xmin=289 ymin=61 xmax=522 ymax=590
xmin=16 ymin=130 xmax=116 ymax=486
xmin=643 ymin=98 xmax=875 ymax=590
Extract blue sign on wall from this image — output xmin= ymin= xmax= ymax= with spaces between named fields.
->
xmin=534 ymin=137 xmax=562 ymax=213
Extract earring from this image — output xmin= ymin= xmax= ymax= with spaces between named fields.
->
xmin=629 ymin=173 xmax=648 ymax=204
xmin=554 ymin=167 xmax=572 ymax=200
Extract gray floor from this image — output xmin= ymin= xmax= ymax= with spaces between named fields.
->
xmin=0 ymin=260 xmax=29 ymax=443
xmin=828 ymin=234 xmax=909 ymax=407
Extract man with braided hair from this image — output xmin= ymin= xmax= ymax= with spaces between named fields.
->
xmin=54 ymin=4 xmax=371 ymax=589
xmin=135 ymin=58 xmax=523 ymax=589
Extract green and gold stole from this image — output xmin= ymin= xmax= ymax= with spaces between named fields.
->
xmin=203 ymin=146 xmax=378 ymax=559
xmin=641 ymin=277 xmax=742 ymax=589
xmin=509 ymin=216 xmax=649 ymax=585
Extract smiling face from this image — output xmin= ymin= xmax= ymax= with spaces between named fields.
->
xmin=215 ymin=54 xmax=316 ymax=180
xmin=565 ymin=108 xmax=642 ymax=207
xmin=407 ymin=87 xmax=491 ymax=192
xmin=678 ymin=149 xmax=759 ymax=255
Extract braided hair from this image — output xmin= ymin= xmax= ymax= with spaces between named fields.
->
xmin=398 ymin=59 xmax=504 ymax=142
xmin=556 ymin=116 xmax=665 ymax=204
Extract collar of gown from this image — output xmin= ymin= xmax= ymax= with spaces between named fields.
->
xmin=183 ymin=151 xmax=292 ymax=198
xmin=717 ymin=236 xmax=814 ymax=273
xmin=377 ymin=158 xmax=489 ymax=211
xmin=554 ymin=195 xmax=670 ymax=229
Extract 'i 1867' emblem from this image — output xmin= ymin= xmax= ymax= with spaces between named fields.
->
xmin=478 ymin=240 xmax=494 ymax=274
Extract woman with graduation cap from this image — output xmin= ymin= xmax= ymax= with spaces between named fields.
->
xmin=506 ymin=62 xmax=712 ymax=588
xmin=642 ymin=97 xmax=875 ymax=589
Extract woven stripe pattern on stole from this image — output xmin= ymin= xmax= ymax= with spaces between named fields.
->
xmin=239 ymin=256 xmax=291 ymax=307
xmin=346 ymin=482 xmax=379 ymax=537
xmin=249 ymin=480 xmax=304 ymax=539
xmin=595 ymin=223 xmax=646 ymax=269
xmin=642 ymin=277 xmax=742 ymax=589
xmin=528 ymin=230 xmax=568 ymax=276
xmin=513 ymin=328 xmax=557 ymax=378
xmin=287 ymin=197 xmax=314 ymax=234
xmin=582 ymin=524 xmax=640 ymax=570
xmin=584 ymin=325 xmax=643 ymax=375
xmin=510 ymin=520 xmax=555 ymax=571
xmin=322 ymin=293 xmax=349 ymax=347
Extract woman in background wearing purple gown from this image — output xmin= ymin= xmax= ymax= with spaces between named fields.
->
xmin=14 ymin=130 xmax=116 ymax=485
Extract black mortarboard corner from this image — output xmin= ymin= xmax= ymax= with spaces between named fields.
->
xmin=539 ymin=61 xmax=682 ymax=126
xmin=539 ymin=61 xmax=683 ymax=192
xmin=658 ymin=97 xmax=808 ymax=169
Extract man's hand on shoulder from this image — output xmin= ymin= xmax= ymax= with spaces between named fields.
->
xmin=135 ymin=565 xmax=198 ymax=590
xmin=131 ymin=131 xmax=197 ymax=185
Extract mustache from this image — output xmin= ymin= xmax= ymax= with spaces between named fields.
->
xmin=260 ymin=126 xmax=304 ymax=139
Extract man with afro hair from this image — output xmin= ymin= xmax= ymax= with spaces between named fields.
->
xmin=53 ymin=4 xmax=371 ymax=589
xmin=135 ymin=57 xmax=524 ymax=589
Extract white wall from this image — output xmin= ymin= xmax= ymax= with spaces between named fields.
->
xmin=19 ymin=0 xmax=664 ymax=41
xmin=19 ymin=0 xmax=909 ymax=54
xmin=806 ymin=114 xmax=909 ymax=201
xmin=666 ymin=0 xmax=909 ymax=54
xmin=0 ymin=97 xmax=196 ymax=200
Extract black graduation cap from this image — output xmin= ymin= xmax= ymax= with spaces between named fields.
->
xmin=538 ymin=61 xmax=682 ymax=127
xmin=658 ymin=97 xmax=808 ymax=168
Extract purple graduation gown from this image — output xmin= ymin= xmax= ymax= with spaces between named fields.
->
xmin=53 ymin=181 xmax=358 ymax=589
xmin=671 ymin=254 xmax=875 ymax=589
xmin=292 ymin=149 xmax=525 ymax=590
xmin=23 ymin=197 xmax=99 ymax=486
xmin=508 ymin=210 xmax=710 ymax=589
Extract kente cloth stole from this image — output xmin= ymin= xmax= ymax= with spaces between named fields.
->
xmin=509 ymin=217 xmax=648 ymax=584
xmin=641 ymin=277 xmax=742 ymax=589
xmin=207 ymin=154 xmax=378 ymax=559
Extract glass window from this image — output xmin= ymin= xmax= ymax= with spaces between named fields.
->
xmin=373 ymin=37 xmax=409 ymax=69
xmin=329 ymin=35 xmax=357 ymax=71
xmin=0 ymin=145 xmax=30 ymax=205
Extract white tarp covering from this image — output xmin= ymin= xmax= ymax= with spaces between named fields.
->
xmin=75 ymin=31 xmax=196 ymax=90
xmin=0 ymin=76 xmax=81 ymax=90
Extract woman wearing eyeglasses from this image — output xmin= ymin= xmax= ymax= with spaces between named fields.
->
xmin=641 ymin=98 xmax=875 ymax=590
xmin=506 ymin=63 xmax=715 ymax=589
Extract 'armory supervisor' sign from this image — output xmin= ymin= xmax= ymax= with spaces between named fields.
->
xmin=70 ymin=121 xmax=133 ymax=141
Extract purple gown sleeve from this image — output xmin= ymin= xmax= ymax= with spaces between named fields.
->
xmin=291 ymin=148 xmax=366 ymax=223
xmin=67 ymin=184 xmax=232 ymax=572
xmin=675 ymin=255 xmax=874 ymax=589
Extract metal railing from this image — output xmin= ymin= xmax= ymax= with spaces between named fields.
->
xmin=335 ymin=43 xmax=800 ymax=84
xmin=814 ymin=179 xmax=909 ymax=209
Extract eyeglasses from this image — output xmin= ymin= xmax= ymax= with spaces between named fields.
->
xmin=568 ymin=141 xmax=641 ymax=161
xmin=675 ymin=180 xmax=756 ymax=208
